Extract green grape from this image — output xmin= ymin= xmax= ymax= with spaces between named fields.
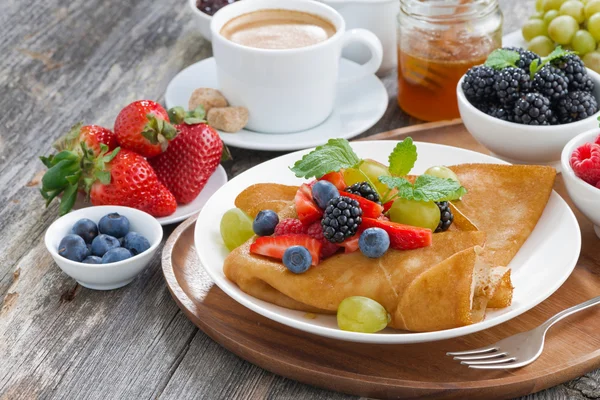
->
xmin=389 ymin=198 xmax=440 ymax=231
xmin=548 ymin=15 xmax=579 ymax=43
xmin=585 ymin=0 xmax=600 ymax=18
xmin=220 ymin=208 xmax=254 ymax=251
xmin=343 ymin=168 xmax=373 ymax=188
xmin=543 ymin=9 xmax=560 ymax=24
xmin=522 ymin=19 xmax=549 ymax=41
xmin=528 ymin=36 xmax=556 ymax=56
xmin=337 ymin=296 xmax=390 ymax=333
xmin=583 ymin=50 xmax=600 ymax=72
xmin=423 ymin=166 xmax=460 ymax=183
xmin=358 ymin=159 xmax=391 ymax=197
xmin=537 ymin=0 xmax=545 ymax=11
xmin=543 ymin=0 xmax=566 ymax=11
xmin=529 ymin=13 xmax=544 ymax=20
xmin=572 ymin=29 xmax=596 ymax=55
xmin=588 ymin=12 xmax=600 ymax=40
xmin=560 ymin=0 xmax=585 ymax=23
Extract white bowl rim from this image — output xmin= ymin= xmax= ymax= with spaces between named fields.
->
xmin=456 ymin=67 xmax=600 ymax=134
xmin=189 ymin=0 xmax=212 ymax=20
xmin=561 ymin=128 xmax=600 ymax=194
xmin=45 ymin=205 xmax=163 ymax=269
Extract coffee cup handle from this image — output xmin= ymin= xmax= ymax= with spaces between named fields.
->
xmin=338 ymin=29 xmax=384 ymax=85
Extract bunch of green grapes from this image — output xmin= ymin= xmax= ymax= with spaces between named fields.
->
xmin=522 ymin=0 xmax=600 ymax=72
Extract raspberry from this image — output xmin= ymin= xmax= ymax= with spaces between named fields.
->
xmin=570 ymin=143 xmax=600 ymax=185
xmin=274 ymin=218 xmax=307 ymax=236
xmin=307 ymin=222 xmax=339 ymax=258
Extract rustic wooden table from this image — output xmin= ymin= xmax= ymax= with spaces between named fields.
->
xmin=1 ymin=0 xmax=599 ymax=399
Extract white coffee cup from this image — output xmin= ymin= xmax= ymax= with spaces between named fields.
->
xmin=210 ymin=0 xmax=384 ymax=134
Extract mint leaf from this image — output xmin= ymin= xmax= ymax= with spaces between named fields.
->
xmin=378 ymin=175 xmax=467 ymax=202
xmin=388 ymin=137 xmax=417 ymax=176
xmin=544 ymin=45 xmax=574 ymax=64
xmin=485 ymin=49 xmax=520 ymax=70
xmin=290 ymin=139 xmax=360 ymax=179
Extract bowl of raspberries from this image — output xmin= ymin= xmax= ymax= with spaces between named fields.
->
xmin=458 ymin=46 xmax=600 ymax=168
xmin=562 ymin=129 xmax=600 ymax=239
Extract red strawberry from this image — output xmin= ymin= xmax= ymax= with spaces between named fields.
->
xmin=361 ymin=217 xmax=432 ymax=250
xmin=338 ymin=235 xmax=360 ymax=253
xmin=319 ymin=171 xmax=346 ymax=190
xmin=275 ymin=219 xmax=308 ymax=236
xmin=295 ymin=184 xmax=323 ymax=226
xmin=383 ymin=200 xmax=394 ymax=213
xmin=570 ymin=142 xmax=600 ymax=185
xmin=249 ymin=234 xmax=321 ymax=265
xmin=88 ymin=147 xmax=177 ymax=217
xmin=53 ymin=123 xmax=118 ymax=156
xmin=149 ymin=109 xmax=223 ymax=204
xmin=342 ymin=192 xmax=384 ymax=218
xmin=114 ymin=100 xmax=178 ymax=158
xmin=307 ymin=221 xmax=339 ymax=258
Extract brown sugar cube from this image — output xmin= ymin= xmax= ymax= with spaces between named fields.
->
xmin=207 ymin=107 xmax=249 ymax=133
xmin=188 ymin=88 xmax=228 ymax=112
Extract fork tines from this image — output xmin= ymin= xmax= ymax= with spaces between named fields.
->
xmin=447 ymin=348 xmax=517 ymax=369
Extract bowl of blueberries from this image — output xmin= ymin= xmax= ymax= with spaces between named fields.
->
xmin=189 ymin=0 xmax=239 ymax=41
xmin=457 ymin=46 xmax=600 ymax=168
xmin=45 ymin=206 xmax=163 ymax=290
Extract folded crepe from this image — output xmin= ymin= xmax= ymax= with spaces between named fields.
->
xmin=224 ymin=164 xmax=556 ymax=332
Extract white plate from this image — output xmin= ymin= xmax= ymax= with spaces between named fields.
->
xmin=194 ymin=141 xmax=581 ymax=344
xmin=165 ymin=57 xmax=388 ymax=151
xmin=503 ymin=30 xmax=526 ymax=48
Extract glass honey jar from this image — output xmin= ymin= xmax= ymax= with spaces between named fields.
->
xmin=397 ymin=0 xmax=503 ymax=121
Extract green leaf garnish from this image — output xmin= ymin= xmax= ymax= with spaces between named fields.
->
xmin=388 ymin=137 xmax=417 ymax=176
xmin=290 ymin=138 xmax=361 ymax=179
xmin=529 ymin=45 xmax=575 ymax=78
xmin=379 ymin=175 xmax=467 ymax=202
xmin=484 ymin=49 xmax=520 ymax=70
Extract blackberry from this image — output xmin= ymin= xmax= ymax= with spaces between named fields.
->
xmin=556 ymin=91 xmax=599 ymax=123
xmin=532 ymin=66 xmax=569 ymax=101
xmin=476 ymin=103 xmax=514 ymax=122
xmin=502 ymin=47 xmax=541 ymax=71
xmin=493 ymin=67 xmax=531 ymax=105
xmin=552 ymin=54 xmax=594 ymax=93
xmin=513 ymin=93 xmax=555 ymax=125
xmin=461 ymin=66 xmax=497 ymax=103
xmin=321 ymin=196 xmax=363 ymax=243
xmin=344 ymin=182 xmax=381 ymax=204
xmin=434 ymin=202 xmax=454 ymax=233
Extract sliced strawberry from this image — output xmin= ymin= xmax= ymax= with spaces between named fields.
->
xmin=249 ymin=234 xmax=321 ymax=265
xmin=295 ymin=184 xmax=323 ymax=226
xmin=342 ymin=192 xmax=384 ymax=218
xmin=383 ymin=200 xmax=394 ymax=213
xmin=319 ymin=171 xmax=346 ymax=190
xmin=361 ymin=218 xmax=432 ymax=250
xmin=338 ymin=235 xmax=360 ymax=253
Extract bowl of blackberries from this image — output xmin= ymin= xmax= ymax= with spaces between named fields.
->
xmin=189 ymin=0 xmax=239 ymax=41
xmin=45 ymin=206 xmax=163 ymax=290
xmin=457 ymin=46 xmax=600 ymax=167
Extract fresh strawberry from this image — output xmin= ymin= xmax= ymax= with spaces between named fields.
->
xmin=570 ymin=142 xmax=600 ymax=185
xmin=149 ymin=107 xmax=223 ymax=204
xmin=338 ymin=235 xmax=360 ymax=253
xmin=361 ymin=217 xmax=432 ymax=250
xmin=53 ymin=123 xmax=118 ymax=156
xmin=114 ymin=100 xmax=178 ymax=158
xmin=295 ymin=184 xmax=323 ymax=226
xmin=307 ymin=221 xmax=339 ymax=258
xmin=275 ymin=218 xmax=308 ymax=236
xmin=249 ymin=234 xmax=321 ymax=265
xmin=319 ymin=171 xmax=346 ymax=190
xmin=342 ymin=192 xmax=384 ymax=218
xmin=383 ymin=200 xmax=394 ymax=213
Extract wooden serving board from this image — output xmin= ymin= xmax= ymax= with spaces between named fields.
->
xmin=161 ymin=121 xmax=600 ymax=400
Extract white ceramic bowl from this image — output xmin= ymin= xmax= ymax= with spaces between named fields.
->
xmin=457 ymin=68 xmax=600 ymax=168
xmin=561 ymin=128 xmax=600 ymax=239
xmin=45 ymin=206 xmax=163 ymax=290
xmin=189 ymin=0 xmax=213 ymax=41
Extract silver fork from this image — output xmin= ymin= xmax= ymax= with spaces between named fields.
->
xmin=447 ymin=295 xmax=600 ymax=369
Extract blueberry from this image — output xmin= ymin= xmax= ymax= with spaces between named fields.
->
xmin=312 ymin=180 xmax=340 ymax=209
xmin=102 ymin=248 xmax=132 ymax=264
xmin=98 ymin=213 xmax=130 ymax=238
xmin=282 ymin=245 xmax=312 ymax=274
xmin=71 ymin=218 xmax=99 ymax=243
xmin=123 ymin=232 xmax=151 ymax=256
xmin=86 ymin=244 xmax=92 ymax=257
xmin=58 ymin=234 xmax=88 ymax=262
xmin=253 ymin=210 xmax=279 ymax=236
xmin=359 ymin=228 xmax=390 ymax=258
xmin=82 ymin=256 xmax=102 ymax=264
xmin=91 ymin=234 xmax=120 ymax=257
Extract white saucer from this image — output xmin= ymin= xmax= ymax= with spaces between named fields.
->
xmin=165 ymin=57 xmax=388 ymax=151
